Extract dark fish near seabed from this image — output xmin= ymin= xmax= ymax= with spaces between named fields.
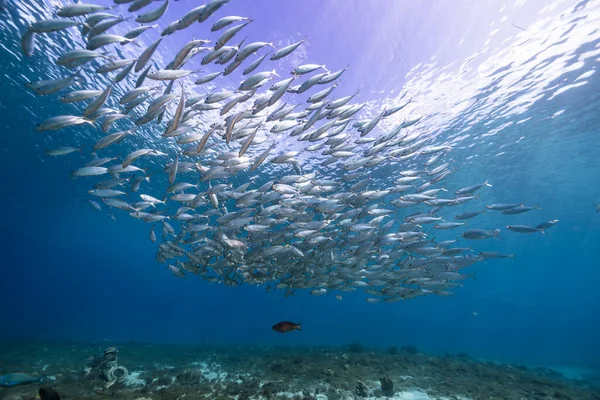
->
xmin=38 ymin=387 xmax=61 ymax=400
xmin=0 ymin=372 xmax=44 ymax=387
xmin=272 ymin=321 xmax=302 ymax=333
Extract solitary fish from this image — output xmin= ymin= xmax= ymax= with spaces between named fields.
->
xmin=272 ymin=321 xmax=301 ymax=333
xmin=0 ymin=373 xmax=45 ymax=388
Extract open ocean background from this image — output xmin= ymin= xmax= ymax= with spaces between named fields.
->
xmin=0 ymin=0 xmax=599 ymax=379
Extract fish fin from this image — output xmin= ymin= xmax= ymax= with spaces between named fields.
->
xmin=128 ymin=38 xmax=141 ymax=48
xmin=295 ymin=323 xmax=302 ymax=331
xmin=484 ymin=180 xmax=492 ymax=187
xmin=493 ymin=229 xmax=503 ymax=240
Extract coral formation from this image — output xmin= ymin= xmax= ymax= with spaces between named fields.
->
xmin=0 ymin=342 xmax=598 ymax=400
xmin=379 ymin=375 xmax=394 ymax=396
xmin=355 ymin=380 xmax=368 ymax=397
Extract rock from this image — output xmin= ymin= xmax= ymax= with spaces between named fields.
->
xmin=2 ymin=395 xmax=24 ymax=400
xmin=355 ymin=380 xmax=368 ymax=397
xmin=175 ymin=368 xmax=203 ymax=384
xmin=380 ymin=375 xmax=394 ymax=396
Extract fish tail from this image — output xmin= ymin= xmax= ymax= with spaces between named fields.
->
xmin=484 ymin=180 xmax=492 ymax=187
xmin=295 ymin=323 xmax=302 ymax=331
xmin=129 ymin=38 xmax=142 ymax=48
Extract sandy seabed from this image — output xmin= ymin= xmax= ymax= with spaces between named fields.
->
xmin=1 ymin=342 xmax=599 ymax=400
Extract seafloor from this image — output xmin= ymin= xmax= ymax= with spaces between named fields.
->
xmin=0 ymin=342 xmax=599 ymax=400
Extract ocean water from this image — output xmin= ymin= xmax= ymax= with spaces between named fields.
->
xmin=0 ymin=0 xmax=600 ymax=398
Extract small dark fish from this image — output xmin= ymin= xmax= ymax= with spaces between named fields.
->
xmin=272 ymin=321 xmax=301 ymax=333
xmin=39 ymin=387 xmax=61 ymax=400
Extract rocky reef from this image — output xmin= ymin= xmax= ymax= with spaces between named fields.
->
xmin=0 ymin=342 xmax=599 ymax=399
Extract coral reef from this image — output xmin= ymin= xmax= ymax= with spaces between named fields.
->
xmin=355 ymin=380 xmax=368 ymax=397
xmin=400 ymin=345 xmax=419 ymax=355
xmin=379 ymin=375 xmax=394 ymax=396
xmin=347 ymin=342 xmax=364 ymax=354
xmin=0 ymin=342 xmax=598 ymax=400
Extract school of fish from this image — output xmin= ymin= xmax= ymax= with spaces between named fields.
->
xmin=19 ymin=0 xmax=559 ymax=303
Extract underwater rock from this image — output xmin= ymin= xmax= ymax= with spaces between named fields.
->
xmin=154 ymin=375 xmax=172 ymax=387
xmin=175 ymin=368 xmax=203 ymax=384
xmin=348 ymin=342 xmax=364 ymax=354
xmin=260 ymin=380 xmax=287 ymax=397
xmin=137 ymin=371 xmax=155 ymax=385
xmin=380 ymin=375 xmax=394 ymax=396
xmin=355 ymin=380 xmax=368 ymax=397
xmin=38 ymin=387 xmax=61 ymax=400
xmin=400 ymin=345 xmax=419 ymax=355
xmin=84 ymin=347 xmax=119 ymax=382
xmin=2 ymin=395 xmax=24 ymax=400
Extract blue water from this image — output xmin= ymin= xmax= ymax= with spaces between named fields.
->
xmin=0 ymin=0 xmax=599 ymax=377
